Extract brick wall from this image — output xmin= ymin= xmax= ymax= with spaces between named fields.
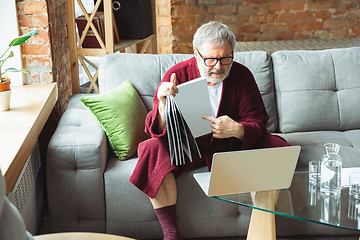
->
xmin=17 ymin=0 xmax=71 ymax=116
xmin=156 ymin=0 xmax=360 ymax=54
xmin=47 ymin=0 xmax=72 ymax=115
xmin=17 ymin=0 xmax=52 ymax=84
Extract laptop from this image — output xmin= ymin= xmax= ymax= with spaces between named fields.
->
xmin=193 ymin=146 xmax=301 ymax=196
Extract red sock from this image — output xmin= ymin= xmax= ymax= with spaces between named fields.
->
xmin=154 ymin=204 xmax=183 ymax=240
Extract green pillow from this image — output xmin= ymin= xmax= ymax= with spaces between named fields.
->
xmin=80 ymin=80 xmax=149 ymax=160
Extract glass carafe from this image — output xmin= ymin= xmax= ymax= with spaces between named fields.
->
xmin=320 ymin=143 xmax=342 ymax=195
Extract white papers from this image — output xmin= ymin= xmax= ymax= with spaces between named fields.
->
xmin=175 ymin=77 xmax=212 ymax=138
xmin=165 ymin=95 xmax=201 ymax=166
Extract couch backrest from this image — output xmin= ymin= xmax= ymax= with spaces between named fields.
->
xmin=98 ymin=51 xmax=277 ymax=132
xmin=272 ymin=47 xmax=360 ymax=133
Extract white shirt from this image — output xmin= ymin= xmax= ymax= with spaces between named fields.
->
xmin=207 ymin=81 xmax=223 ymax=118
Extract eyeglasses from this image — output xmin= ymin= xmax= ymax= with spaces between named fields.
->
xmin=196 ymin=49 xmax=234 ymax=67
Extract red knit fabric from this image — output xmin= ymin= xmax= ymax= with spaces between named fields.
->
xmin=154 ymin=204 xmax=183 ymax=240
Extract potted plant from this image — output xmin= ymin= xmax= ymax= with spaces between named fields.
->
xmin=0 ymin=29 xmax=38 ymax=111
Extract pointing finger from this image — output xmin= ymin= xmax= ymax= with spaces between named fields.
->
xmin=202 ymin=115 xmax=216 ymax=123
xmin=170 ymin=73 xmax=176 ymax=86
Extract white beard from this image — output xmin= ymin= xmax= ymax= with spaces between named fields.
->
xmin=197 ymin=58 xmax=232 ymax=84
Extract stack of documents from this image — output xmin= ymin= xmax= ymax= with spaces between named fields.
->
xmin=164 ymin=77 xmax=212 ymax=166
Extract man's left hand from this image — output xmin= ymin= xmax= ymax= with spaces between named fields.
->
xmin=202 ymin=115 xmax=244 ymax=140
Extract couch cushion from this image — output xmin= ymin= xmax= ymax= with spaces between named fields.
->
xmin=98 ymin=53 xmax=192 ymax=112
xmin=234 ymin=51 xmax=277 ymax=132
xmin=80 ymin=81 xmax=149 ymax=161
xmin=99 ymin=51 xmax=276 ymax=132
xmin=272 ymin=47 xmax=360 ymax=133
xmin=277 ymin=130 xmax=360 ymax=171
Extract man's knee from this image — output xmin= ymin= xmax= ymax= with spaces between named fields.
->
xmin=138 ymin=138 xmax=169 ymax=156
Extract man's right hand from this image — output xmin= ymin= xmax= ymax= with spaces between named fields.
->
xmin=157 ymin=73 xmax=178 ymax=132
xmin=157 ymin=73 xmax=178 ymax=106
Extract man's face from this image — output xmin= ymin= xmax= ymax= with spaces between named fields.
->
xmin=194 ymin=42 xmax=233 ymax=85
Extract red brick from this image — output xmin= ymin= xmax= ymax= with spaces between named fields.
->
xmin=296 ymin=11 xmax=313 ymax=21
xmin=171 ymin=0 xmax=186 ymax=5
xmin=314 ymin=30 xmax=330 ymax=38
xmin=253 ymin=14 xmax=276 ymax=23
xmin=324 ymin=20 xmax=351 ymax=29
xmin=350 ymin=12 xmax=359 ymax=18
xmin=246 ymin=0 xmax=280 ymax=3
xmin=351 ymin=28 xmax=360 ymax=37
xmin=258 ymin=32 xmax=278 ymax=41
xmin=232 ymin=15 xmax=251 ymax=24
xmin=173 ymin=16 xmax=196 ymax=26
xmin=247 ymin=4 xmax=271 ymax=14
xmin=178 ymin=34 xmax=193 ymax=44
xmin=173 ymin=45 xmax=192 ymax=54
xmin=278 ymin=32 xmax=292 ymax=40
xmin=44 ymin=72 xmax=53 ymax=83
xmin=342 ymin=2 xmax=354 ymax=10
xmin=179 ymin=6 xmax=207 ymax=15
xmin=314 ymin=10 xmax=331 ymax=20
xmin=178 ymin=26 xmax=197 ymax=35
xmin=296 ymin=33 xmax=311 ymax=39
xmin=195 ymin=15 xmax=214 ymax=25
xmin=214 ymin=15 xmax=232 ymax=23
xmin=28 ymin=56 xmax=52 ymax=67
xmin=158 ymin=44 xmax=173 ymax=54
xmin=208 ymin=5 xmax=237 ymax=14
xmin=21 ymin=28 xmax=50 ymax=43
xmin=23 ymin=1 xmax=47 ymax=15
xmin=333 ymin=11 xmax=346 ymax=16
xmin=331 ymin=29 xmax=349 ymax=38
xmin=238 ymin=24 xmax=261 ymax=33
xmin=21 ymin=43 xmax=51 ymax=55
xmin=271 ymin=2 xmax=305 ymax=12
xmin=262 ymin=23 xmax=288 ymax=31
xmin=278 ymin=13 xmax=295 ymax=22
xmin=244 ymin=33 xmax=261 ymax=41
xmin=290 ymin=22 xmax=323 ymax=31
xmin=307 ymin=0 xmax=338 ymax=10
xmin=18 ymin=15 xmax=48 ymax=28
xmin=199 ymin=0 xmax=217 ymax=4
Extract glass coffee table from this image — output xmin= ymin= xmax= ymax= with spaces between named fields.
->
xmin=213 ymin=172 xmax=360 ymax=240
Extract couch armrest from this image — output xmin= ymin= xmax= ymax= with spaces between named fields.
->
xmin=46 ymin=95 xmax=108 ymax=232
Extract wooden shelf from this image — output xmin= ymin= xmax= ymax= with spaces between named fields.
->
xmin=0 ymin=83 xmax=58 ymax=195
xmin=67 ymin=0 xmax=156 ymax=94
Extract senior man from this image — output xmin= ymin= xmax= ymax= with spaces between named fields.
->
xmin=129 ymin=21 xmax=290 ymax=240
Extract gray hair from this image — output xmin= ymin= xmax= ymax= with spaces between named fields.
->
xmin=193 ymin=21 xmax=236 ymax=51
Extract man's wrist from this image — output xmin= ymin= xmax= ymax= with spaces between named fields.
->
xmin=234 ymin=122 xmax=244 ymax=141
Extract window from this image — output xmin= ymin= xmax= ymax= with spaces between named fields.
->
xmin=0 ymin=0 xmax=23 ymax=86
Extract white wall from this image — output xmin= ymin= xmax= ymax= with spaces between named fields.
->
xmin=0 ymin=0 xmax=23 ymax=86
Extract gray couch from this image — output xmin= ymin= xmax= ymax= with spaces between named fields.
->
xmin=47 ymin=47 xmax=360 ymax=239
xmin=0 ymin=170 xmax=34 ymax=240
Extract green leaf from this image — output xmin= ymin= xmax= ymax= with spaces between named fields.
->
xmin=8 ymin=51 xmax=14 ymax=58
xmin=0 ymin=51 xmax=13 ymax=61
xmin=5 ymin=68 xmax=30 ymax=74
xmin=9 ymin=29 xmax=39 ymax=47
